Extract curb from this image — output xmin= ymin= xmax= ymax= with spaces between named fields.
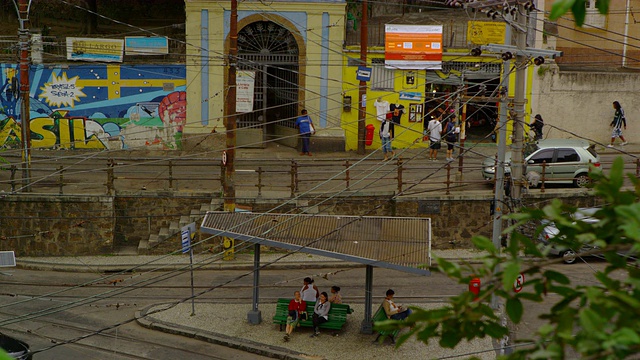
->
xmin=136 ymin=304 xmax=308 ymax=360
xmin=16 ymin=260 xmax=366 ymax=273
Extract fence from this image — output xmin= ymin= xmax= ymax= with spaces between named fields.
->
xmin=2 ymin=157 xmax=638 ymax=197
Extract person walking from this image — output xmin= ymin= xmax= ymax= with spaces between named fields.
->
xmin=443 ymin=116 xmax=457 ymax=162
xmin=427 ymin=116 xmax=442 ymax=161
xmin=295 ymin=109 xmax=314 ymax=156
xmin=608 ymin=101 xmax=628 ymax=147
xmin=529 ymin=114 xmax=544 ymax=141
xmin=380 ymin=117 xmax=395 ymax=161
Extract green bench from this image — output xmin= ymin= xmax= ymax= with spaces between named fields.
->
xmin=372 ymin=304 xmax=400 ymax=344
xmin=272 ymin=298 xmax=354 ymax=332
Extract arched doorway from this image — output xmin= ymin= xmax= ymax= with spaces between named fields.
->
xmin=237 ymin=20 xmax=300 ymax=145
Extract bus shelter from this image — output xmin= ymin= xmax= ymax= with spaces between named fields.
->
xmin=200 ymin=212 xmax=431 ymax=333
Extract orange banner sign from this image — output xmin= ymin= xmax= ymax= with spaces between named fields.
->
xmin=385 ymin=25 xmax=443 ymax=70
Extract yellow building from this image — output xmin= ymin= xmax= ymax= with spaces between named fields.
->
xmin=185 ymin=0 xmax=347 ymax=150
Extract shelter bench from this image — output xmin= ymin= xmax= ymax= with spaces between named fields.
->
xmin=372 ymin=304 xmax=400 ymax=344
xmin=272 ymin=298 xmax=353 ymax=332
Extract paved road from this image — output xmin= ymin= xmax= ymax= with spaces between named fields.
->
xmin=0 ymin=261 xmax=616 ymax=358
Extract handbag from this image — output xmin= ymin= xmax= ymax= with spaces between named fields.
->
xmin=309 ymin=123 xmax=316 ymax=135
xmin=300 ymin=311 xmax=308 ymax=321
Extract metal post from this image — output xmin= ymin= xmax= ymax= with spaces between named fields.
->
xmin=189 ymin=247 xmax=196 ymax=316
xmin=357 ymin=0 xmax=368 ymax=155
xmin=247 ymin=243 xmax=262 ymax=324
xmin=511 ymin=5 xmax=527 ymax=200
xmin=491 ymin=18 xmax=512 ymax=310
xmin=360 ymin=265 xmax=374 ymax=334
xmin=17 ymin=0 xmax=31 ymax=192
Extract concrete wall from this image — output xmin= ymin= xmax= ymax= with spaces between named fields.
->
xmin=532 ymin=69 xmax=640 ymax=144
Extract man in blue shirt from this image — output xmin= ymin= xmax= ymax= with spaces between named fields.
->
xmin=295 ymin=109 xmax=314 ymax=156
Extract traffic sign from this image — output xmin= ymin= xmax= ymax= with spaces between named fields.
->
xmin=513 ymin=273 xmax=525 ymax=293
xmin=356 ymin=66 xmax=372 ymax=82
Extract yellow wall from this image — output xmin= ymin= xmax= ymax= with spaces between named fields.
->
xmin=185 ymin=1 xmax=346 ymax=136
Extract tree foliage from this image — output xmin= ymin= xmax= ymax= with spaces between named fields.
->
xmin=376 ymin=157 xmax=640 ymax=359
xmin=549 ymin=0 xmax=609 ymax=27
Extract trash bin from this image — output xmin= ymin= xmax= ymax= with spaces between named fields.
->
xmin=365 ymin=124 xmax=375 ymax=146
xmin=0 ymin=334 xmax=32 ymax=360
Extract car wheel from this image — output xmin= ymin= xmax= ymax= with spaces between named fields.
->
xmin=574 ymin=173 xmax=590 ymax=188
xmin=562 ymin=250 xmax=577 ymax=264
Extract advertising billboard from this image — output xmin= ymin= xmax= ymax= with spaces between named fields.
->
xmin=125 ymin=36 xmax=169 ymax=55
xmin=467 ymin=21 xmax=506 ymax=45
xmin=66 ymin=37 xmax=124 ymax=62
xmin=385 ymin=25 xmax=443 ymax=70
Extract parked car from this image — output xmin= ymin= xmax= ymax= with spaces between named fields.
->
xmin=0 ymin=333 xmax=31 ymax=360
xmin=482 ymin=139 xmax=600 ymax=188
xmin=537 ymin=207 xmax=637 ymax=264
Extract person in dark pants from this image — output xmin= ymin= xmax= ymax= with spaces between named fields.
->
xmin=310 ymin=292 xmax=331 ymax=337
xmin=295 ymin=109 xmax=314 ymax=156
xmin=382 ymin=289 xmax=412 ymax=320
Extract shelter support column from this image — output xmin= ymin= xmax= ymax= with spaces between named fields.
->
xmin=248 ymin=243 xmax=262 ymax=324
xmin=360 ymin=265 xmax=374 ymax=334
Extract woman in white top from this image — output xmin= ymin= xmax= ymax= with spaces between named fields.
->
xmin=301 ymin=277 xmax=319 ymax=302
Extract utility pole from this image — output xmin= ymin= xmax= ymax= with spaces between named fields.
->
xmin=357 ymin=0 xmax=368 ymax=155
xmin=17 ymin=0 xmax=31 ymax=192
xmin=510 ymin=4 xmax=527 ymax=201
xmin=223 ymin=0 xmax=238 ymax=260
xmin=225 ymin=0 xmax=237 ymax=213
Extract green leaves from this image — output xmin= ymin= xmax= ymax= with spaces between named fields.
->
xmin=549 ymin=0 xmax=611 ymax=27
xmin=506 ymin=298 xmax=523 ymax=323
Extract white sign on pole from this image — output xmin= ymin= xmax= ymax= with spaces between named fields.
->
xmin=513 ymin=273 xmax=525 ymax=293
xmin=236 ymin=71 xmax=256 ymax=113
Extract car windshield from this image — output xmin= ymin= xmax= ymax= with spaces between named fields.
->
xmin=524 ymin=142 xmax=540 ymax=158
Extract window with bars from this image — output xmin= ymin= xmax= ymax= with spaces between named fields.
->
xmin=584 ymin=0 xmax=606 ymax=28
xmin=370 ymin=58 xmax=395 ymax=91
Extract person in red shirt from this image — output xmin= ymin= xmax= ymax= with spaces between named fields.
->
xmin=284 ymin=291 xmax=307 ymax=341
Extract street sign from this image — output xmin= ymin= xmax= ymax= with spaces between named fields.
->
xmin=181 ymin=223 xmax=196 ymax=254
xmin=356 ymin=66 xmax=372 ymax=82
xmin=513 ymin=273 xmax=525 ymax=293
xmin=222 ymin=151 xmax=227 ymax=166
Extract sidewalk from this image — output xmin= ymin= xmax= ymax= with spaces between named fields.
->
xmin=15 ymin=250 xmax=493 ymax=360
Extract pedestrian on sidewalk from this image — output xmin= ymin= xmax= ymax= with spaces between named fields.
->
xmin=529 ymin=114 xmax=544 ymax=141
xmin=427 ymin=115 xmax=442 ymax=161
xmin=380 ymin=117 xmax=395 ymax=161
xmin=608 ymin=101 xmax=628 ymax=147
xmin=310 ymin=292 xmax=331 ymax=337
xmin=284 ymin=291 xmax=307 ymax=342
xmin=295 ymin=109 xmax=314 ymax=156
xmin=443 ymin=116 xmax=457 ymax=162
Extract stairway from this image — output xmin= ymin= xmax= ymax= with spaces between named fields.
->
xmin=138 ymin=197 xmax=224 ymax=254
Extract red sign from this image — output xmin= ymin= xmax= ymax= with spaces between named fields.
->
xmin=513 ymin=273 xmax=525 ymax=293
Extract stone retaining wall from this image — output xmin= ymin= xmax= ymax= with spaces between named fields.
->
xmin=0 ymin=191 xmax=603 ymax=256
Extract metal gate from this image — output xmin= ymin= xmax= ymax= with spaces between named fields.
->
xmin=237 ymin=21 xmax=300 ymax=141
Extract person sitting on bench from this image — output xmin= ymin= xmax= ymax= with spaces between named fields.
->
xmin=310 ymin=292 xmax=331 ymax=337
xmin=284 ymin=291 xmax=306 ymax=342
xmin=382 ymin=289 xmax=412 ymax=320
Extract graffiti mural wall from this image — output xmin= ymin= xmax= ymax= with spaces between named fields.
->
xmin=0 ymin=63 xmax=186 ymax=150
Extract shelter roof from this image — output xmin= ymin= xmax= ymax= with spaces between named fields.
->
xmin=200 ymin=212 xmax=431 ymax=275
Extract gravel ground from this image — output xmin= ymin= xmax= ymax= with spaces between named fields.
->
xmin=149 ymin=302 xmax=495 ymax=360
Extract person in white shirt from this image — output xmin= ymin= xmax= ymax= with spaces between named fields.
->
xmin=427 ymin=116 xmax=443 ymax=161
xmin=301 ymin=277 xmax=319 ymax=302
xmin=380 ymin=117 xmax=395 ymax=161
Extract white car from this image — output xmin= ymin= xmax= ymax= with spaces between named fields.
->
xmin=482 ymin=139 xmax=601 ymax=188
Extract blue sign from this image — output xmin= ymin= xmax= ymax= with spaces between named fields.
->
xmin=125 ymin=36 xmax=169 ymax=55
xmin=399 ymin=91 xmax=423 ymax=101
xmin=181 ymin=228 xmax=191 ymax=254
xmin=356 ymin=66 xmax=372 ymax=82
